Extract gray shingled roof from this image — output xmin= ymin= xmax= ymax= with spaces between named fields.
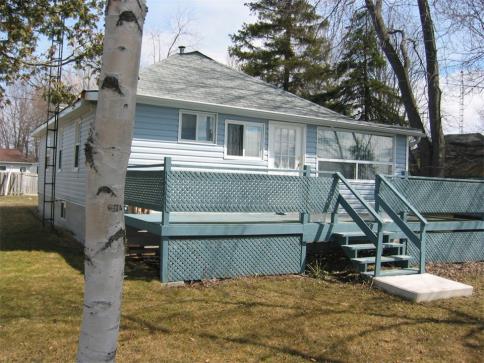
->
xmin=138 ymin=51 xmax=362 ymax=123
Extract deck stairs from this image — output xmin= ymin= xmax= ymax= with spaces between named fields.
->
xmin=334 ymin=231 xmax=419 ymax=277
xmin=331 ymin=173 xmax=424 ymax=278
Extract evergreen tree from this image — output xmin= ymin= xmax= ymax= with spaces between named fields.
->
xmin=229 ymin=0 xmax=331 ymax=97
xmin=316 ymin=9 xmax=404 ymax=124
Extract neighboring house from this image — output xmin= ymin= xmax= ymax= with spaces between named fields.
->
xmin=0 ymin=149 xmax=37 ymax=173
xmin=32 ymin=49 xmax=422 ymax=242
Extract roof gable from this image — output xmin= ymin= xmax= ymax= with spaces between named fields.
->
xmin=137 ymin=51 xmax=353 ymax=122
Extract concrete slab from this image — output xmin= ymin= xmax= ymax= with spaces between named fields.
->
xmin=373 ymin=273 xmax=473 ymax=302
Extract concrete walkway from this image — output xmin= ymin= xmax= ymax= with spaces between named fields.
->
xmin=373 ymin=273 xmax=473 ymax=302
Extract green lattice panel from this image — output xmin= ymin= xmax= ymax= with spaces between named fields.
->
xmin=165 ymin=171 xmax=338 ymax=213
xmin=307 ymin=175 xmax=340 ymax=213
xmin=167 ymin=236 xmax=302 ymax=281
xmin=405 ymin=231 xmax=484 ymax=264
xmin=385 ymin=177 xmax=484 ymax=214
xmin=125 ymin=170 xmax=164 ymax=211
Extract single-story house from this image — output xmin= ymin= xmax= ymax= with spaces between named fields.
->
xmin=0 ymin=149 xmax=37 ymax=173
xmin=32 ymin=49 xmax=423 ymax=242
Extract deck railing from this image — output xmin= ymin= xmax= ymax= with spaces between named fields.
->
xmin=384 ymin=175 xmax=484 ymax=214
xmin=375 ymin=175 xmax=428 ymax=274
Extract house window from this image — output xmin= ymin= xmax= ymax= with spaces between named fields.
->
xmin=60 ymin=201 xmax=66 ymax=219
xmin=225 ymin=120 xmax=264 ymax=159
xmin=58 ymin=128 xmax=63 ymax=171
xmin=74 ymin=121 xmax=81 ymax=169
xmin=0 ymin=166 xmax=6 ymax=171
xmin=317 ymin=128 xmax=394 ymax=180
xmin=178 ymin=111 xmax=216 ymax=143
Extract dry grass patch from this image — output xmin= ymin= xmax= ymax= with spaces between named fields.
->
xmin=0 ymin=196 xmax=482 ymax=362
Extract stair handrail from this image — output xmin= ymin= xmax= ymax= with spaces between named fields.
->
xmin=335 ymin=172 xmax=386 ymax=276
xmin=375 ymin=175 xmax=428 ymax=274
xmin=335 ymin=172 xmax=384 ymax=225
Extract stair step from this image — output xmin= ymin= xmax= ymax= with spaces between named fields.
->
xmin=362 ymin=268 xmax=420 ymax=277
xmin=334 ymin=231 xmax=393 ymax=238
xmin=351 ymin=255 xmax=412 ymax=265
xmin=342 ymin=243 xmax=403 ymax=251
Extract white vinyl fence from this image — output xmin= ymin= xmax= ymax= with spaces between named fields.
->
xmin=0 ymin=171 xmax=38 ymax=196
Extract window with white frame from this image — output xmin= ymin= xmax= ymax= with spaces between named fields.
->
xmin=179 ymin=111 xmax=216 ymax=143
xmin=225 ymin=120 xmax=264 ymax=159
xmin=74 ymin=121 xmax=81 ymax=169
xmin=58 ymin=128 xmax=64 ymax=171
xmin=317 ymin=128 xmax=394 ymax=180
xmin=60 ymin=200 xmax=66 ymax=219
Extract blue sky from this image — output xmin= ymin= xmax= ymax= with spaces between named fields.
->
xmin=141 ymin=0 xmax=252 ymax=64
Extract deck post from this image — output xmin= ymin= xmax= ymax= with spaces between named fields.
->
xmin=330 ymin=174 xmax=339 ymax=224
xmin=374 ymin=223 xmax=384 ymax=277
xmin=419 ymin=222 xmax=427 ymax=274
xmin=299 ymin=165 xmax=310 ymax=273
xmin=160 ymin=157 xmax=171 ymax=283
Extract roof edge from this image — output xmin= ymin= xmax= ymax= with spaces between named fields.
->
xmin=136 ymin=93 xmax=424 ymax=137
xmin=31 ymin=90 xmax=425 ymax=138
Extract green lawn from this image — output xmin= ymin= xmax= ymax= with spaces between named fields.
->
xmin=0 ymin=196 xmax=482 ymax=362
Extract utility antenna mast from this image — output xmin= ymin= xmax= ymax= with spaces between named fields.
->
xmin=42 ymin=3 xmax=64 ymax=227
xmin=459 ymin=70 xmax=464 ymax=134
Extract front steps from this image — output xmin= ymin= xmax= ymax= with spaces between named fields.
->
xmin=334 ymin=231 xmax=417 ymax=276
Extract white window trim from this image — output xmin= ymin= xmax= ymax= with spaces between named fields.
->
xmin=73 ymin=121 xmax=81 ymax=171
xmin=178 ymin=110 xmax=217 ymax=145
xmin=316 ymin=126 xmax=396 ymax=180
xmin=224 ymin=119 xmax=265 ymax=160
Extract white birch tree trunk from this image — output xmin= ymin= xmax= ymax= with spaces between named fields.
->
xmin=77 ymin=1 xmax=147 ymax=362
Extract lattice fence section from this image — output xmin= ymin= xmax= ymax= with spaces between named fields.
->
xmin=307 ymin=176 xmax=340 ymax=213
xmin=405 ymin=231 xmax=484 ymax=265
xmin=165 ymin=171 xmax=338 ymax=213
xmin=385 ymin=177 xmax=484 ymax=214
xmin=167 ymin=236 xmax=302 ymax=281
xmin=125 ymin=170 xmax=164 ymax=210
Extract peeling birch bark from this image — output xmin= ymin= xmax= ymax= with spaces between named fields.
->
xmin=77 ymin=1 xmax=147 ymax=362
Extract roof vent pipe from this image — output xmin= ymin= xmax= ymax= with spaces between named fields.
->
xmin=179 ymin=46 xmax=186 ymax=54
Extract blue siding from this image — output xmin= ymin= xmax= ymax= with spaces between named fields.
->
xmin=130 ymin=104 xmax=409 ymax=175
xmin=130 ymin=105 xmax=268 ymax=168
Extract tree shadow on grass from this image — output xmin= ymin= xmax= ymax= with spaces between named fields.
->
xmin=120 ymin=296 xmax=483 ymax=363
xmin=0 ymin=203 xmax=159 ymax=281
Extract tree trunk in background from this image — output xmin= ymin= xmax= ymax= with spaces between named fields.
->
xmin=417 ymin=0 xmax=445 ymax=176
xmin=77 ymin=1 xmax=147 ymax=362
xmin=365 ymin=0 xmax=441 ymax=175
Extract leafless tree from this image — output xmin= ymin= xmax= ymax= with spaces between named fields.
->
xmin=362 ymin=0 xmax=445 ymax=176
xmin=433 ymin=0 xmax=484 ymax=86
xmin=147 ymin=7 xmax=198 ymax=64
xmin=0 ymin=82 xmax=47 ymax=158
